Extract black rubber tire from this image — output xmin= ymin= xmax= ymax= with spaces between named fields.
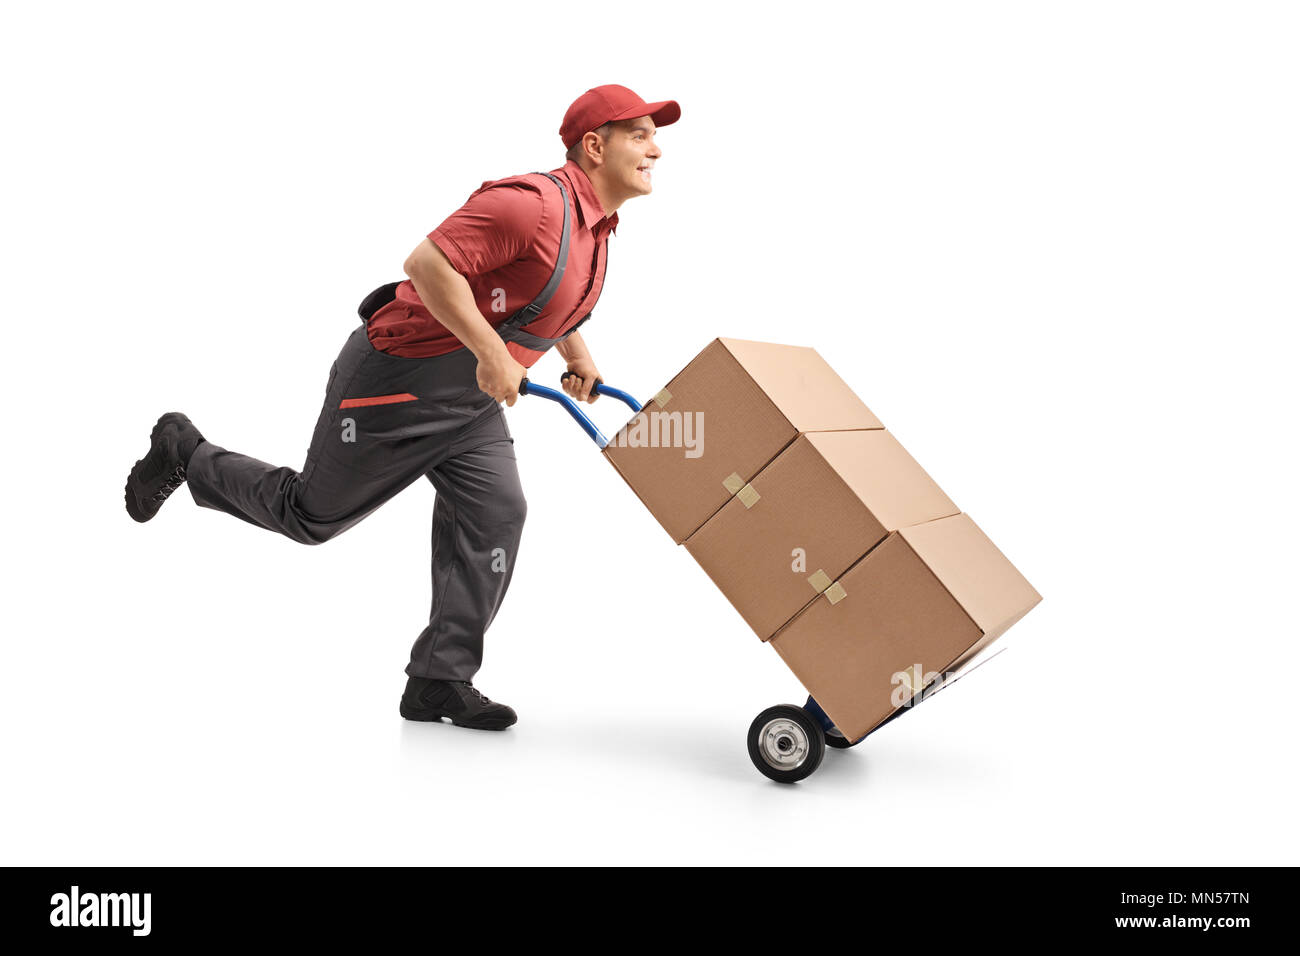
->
xmin=747 ymin=705 xmax=826 ymax=783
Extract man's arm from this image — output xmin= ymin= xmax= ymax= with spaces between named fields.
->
xmin=403 ymin=238 xmax=527 ymax=406
xmin=555 ymin=331 xmax=602 ymax=404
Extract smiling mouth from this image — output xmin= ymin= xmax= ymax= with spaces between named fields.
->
xmin=637 ymin=165 xmax=653 ymax=182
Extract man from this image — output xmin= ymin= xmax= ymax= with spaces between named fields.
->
xmin=123 ymin=85 xmax=680 ymax=731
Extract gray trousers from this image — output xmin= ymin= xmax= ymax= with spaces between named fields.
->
xmin=186 ymin=324 xmax=526 ymax=681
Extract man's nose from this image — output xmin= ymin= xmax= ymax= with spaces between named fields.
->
xmin=647 ymin=139 xmax=663 ymax=159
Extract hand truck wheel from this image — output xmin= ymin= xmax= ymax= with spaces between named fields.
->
xmin=747 ymin=704 xmax=826 ymax=783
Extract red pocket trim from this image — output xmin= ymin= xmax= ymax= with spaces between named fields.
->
xmin=339 ymin=393 xmax=418 ymax=409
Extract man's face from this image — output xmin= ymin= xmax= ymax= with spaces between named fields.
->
xmin=604 ymin=117 xmax=661 ymax=198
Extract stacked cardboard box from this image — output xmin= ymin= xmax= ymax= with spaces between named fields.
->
xmin=603 ymin=337 xmax=1040 ymax=743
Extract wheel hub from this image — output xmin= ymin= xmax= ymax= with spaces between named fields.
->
xmin=757 ymin=718 xmax=809 ymax=770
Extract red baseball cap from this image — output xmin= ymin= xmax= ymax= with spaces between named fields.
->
xmin=560 ymin=84 xmax=681 ymax=149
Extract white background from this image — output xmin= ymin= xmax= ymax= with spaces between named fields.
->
xmin=2 ymin=0 xmax=1296 ymax=865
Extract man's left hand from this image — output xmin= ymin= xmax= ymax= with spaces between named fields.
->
xmin=562 ymin=360 xmax=603 ymax=404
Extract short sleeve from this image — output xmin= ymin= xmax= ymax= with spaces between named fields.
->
xmin=428 ymin=181 xmax=545 ymax=278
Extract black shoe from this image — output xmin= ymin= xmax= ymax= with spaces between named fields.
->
xmin=400 ymin=677 xmax=518 ymax=730
xmin=125 ymin=412 xmax=206 ymax=523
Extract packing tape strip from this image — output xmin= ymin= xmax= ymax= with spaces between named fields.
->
xmin=737 ymin=484 xmax=761 ymax=509
xmin=653 ymin=387 xmax=672 ymax=408
xmin=807 ymin=569 xmax=832 ymax=593
xmin=824 ymin=581 xmax=847 ymax=605
xmin=722 ymin=472 xmax=745 ymax=495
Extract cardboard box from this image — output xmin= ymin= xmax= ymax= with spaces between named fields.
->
xmin=684 ymin=430 xmax=959 ymax=639
xmin=769 ymin=512 xmax=1042 ymax=742
xmin=603 ymin=338 xmax=882 ymax=543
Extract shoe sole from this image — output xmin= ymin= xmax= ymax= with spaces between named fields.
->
xmin=124 ymin=480 xmax=150 ymax=523
xmin=399 ymin=702 xmax=515 ymax=731
xmin=124 ymin=414 xmax=188 ymax=523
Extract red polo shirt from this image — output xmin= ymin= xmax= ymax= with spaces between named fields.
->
xmin=367 ymin=159 xmax=617 ymax=366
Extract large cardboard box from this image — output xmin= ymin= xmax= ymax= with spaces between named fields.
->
xmin=769 ymin=512 xmax=1042 ymax=742
xmin=684 ymin=430 xmax=959 ymax=639
xmin=602 ymin=338 xmax=882 ymax=544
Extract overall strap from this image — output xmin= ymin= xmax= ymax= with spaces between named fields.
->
xmin=494 ymin=172 xmax=571 ymax=350
xmin=524 ymin=229 xmax=609 ymax=349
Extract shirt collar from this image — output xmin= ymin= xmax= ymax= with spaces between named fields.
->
xmin=555 ymin=159 xmax=618 ymax=237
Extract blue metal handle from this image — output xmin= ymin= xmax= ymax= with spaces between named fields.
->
xmin=558 ymin=372 xmax=644 ymax=414
xmin=589 ymin=382 xmax=643 ymax=412
xmin=518 ymin=377 xmax=644 ymax=448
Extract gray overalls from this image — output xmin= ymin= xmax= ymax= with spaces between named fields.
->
xmin=185 ymin=173 xmax=597 ymax=681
